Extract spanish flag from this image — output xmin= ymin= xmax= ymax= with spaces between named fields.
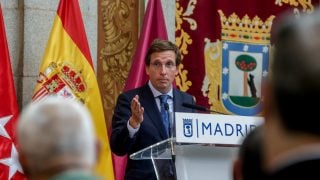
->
xmin=33 ymin=0 xmax=114 ymax=179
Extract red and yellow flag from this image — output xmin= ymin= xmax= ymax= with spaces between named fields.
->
xmin=33 ymin=0 xmax=114 ymax=179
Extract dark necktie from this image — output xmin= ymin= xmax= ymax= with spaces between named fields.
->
xmin=159 ymin=95 xmax=169 ymax=136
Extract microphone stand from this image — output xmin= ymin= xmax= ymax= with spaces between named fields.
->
xmin=181 ymin=102 xmax=228 ymax=115
xmin=165 ymin=103 xmax=177 ymax=179
xmin=164 ymin=103 xmax=176 ymax=161
xmin=170 ymin=111 xmax=175 ymax=159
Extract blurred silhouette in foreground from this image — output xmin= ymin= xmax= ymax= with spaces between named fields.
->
xmin=233 ymin=125 xmax=266 ymax=180
xmin=17 ymin=97 xmax=101 ymax=179
xmin=263 ymin=9 xmax=320 ymax=179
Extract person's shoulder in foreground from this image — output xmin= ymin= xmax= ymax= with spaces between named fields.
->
xmin=233 ymin=125 xmax=266 ymax=180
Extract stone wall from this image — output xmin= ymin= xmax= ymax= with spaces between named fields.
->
xmin=0 ymin=0 xmax=175 ymax=109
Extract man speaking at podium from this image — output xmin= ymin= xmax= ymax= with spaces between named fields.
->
xmin=110 ymin=39 xmax=195 ymax=180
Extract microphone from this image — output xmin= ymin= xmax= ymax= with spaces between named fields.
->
xmin=182 ymin=103 xmax=206 ymax=111
xmin=182 ymin=102 xmax=227 ymax=115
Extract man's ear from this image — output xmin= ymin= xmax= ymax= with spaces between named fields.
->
xmin=146 ymin=66 xmax=150 ymax=76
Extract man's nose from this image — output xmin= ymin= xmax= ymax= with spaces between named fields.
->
xmin=160 ymin=65 xmax=167 ymax=73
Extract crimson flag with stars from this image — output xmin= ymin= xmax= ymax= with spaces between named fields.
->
xmin=0 ymin=4 xmax=26 ymax=180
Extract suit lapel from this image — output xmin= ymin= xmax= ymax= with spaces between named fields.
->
xmin=173 ymin=89 xmax=183 ymax=112
xmin=173 ymin=89 xmax=195 ymax=113
xmin=139 ymin=84 xmax=168 ymax=139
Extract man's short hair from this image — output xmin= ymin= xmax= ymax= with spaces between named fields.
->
xmin=145 ymin=39 xmax=181 ymax=66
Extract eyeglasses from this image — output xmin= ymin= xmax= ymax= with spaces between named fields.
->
xmin=150 ymin=62 xmax=176 ymax=70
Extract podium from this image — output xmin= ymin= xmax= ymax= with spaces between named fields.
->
xmin=130 ymin=112 xmax=264 ymax=180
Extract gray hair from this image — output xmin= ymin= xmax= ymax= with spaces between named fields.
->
xmin=17 ymin=97 xmax=96 ymax=174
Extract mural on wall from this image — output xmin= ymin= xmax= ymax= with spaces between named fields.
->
xmin=175 ymin=0 xmax=318 ymax=115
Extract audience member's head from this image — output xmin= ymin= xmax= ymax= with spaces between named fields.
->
xmin=17 ymin=97 xmax=97 ymax=179
xmin=268 ymin=10 xmax=320 ymax=135
xmin=263 ymin=9 xmax=320 ymax=176
xmin=233 ymin=126 xmax=265 ymax=180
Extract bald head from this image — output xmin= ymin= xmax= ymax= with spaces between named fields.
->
xmin=17 ymin=97 xmax=96 ymax=176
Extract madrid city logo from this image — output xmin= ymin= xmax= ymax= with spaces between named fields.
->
xmin=202 ymin=10 xmax=274 ymax=116
xmin=183 ymin=118 xmax=193 ymax=137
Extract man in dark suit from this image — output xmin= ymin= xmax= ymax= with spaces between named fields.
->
xmin=110 ymin=39 xmax=195 ymax=180
xmin=263 ymin=10 xmax=320 ymax=179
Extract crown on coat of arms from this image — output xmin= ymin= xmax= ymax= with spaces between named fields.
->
xmin=218 ymin=10 xmax=275 ymax=44
xmin=61 ymin=65 xmax=86 ymax=92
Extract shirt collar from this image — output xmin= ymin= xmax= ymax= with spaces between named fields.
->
xmin=148 ymin=81 xmax=173 ymax=98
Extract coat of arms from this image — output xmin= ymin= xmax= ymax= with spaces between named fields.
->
xmin=33 ymin=62 xmax=86 ymax=103
xmin=202 ymin=10 xmax=275 ymax=115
